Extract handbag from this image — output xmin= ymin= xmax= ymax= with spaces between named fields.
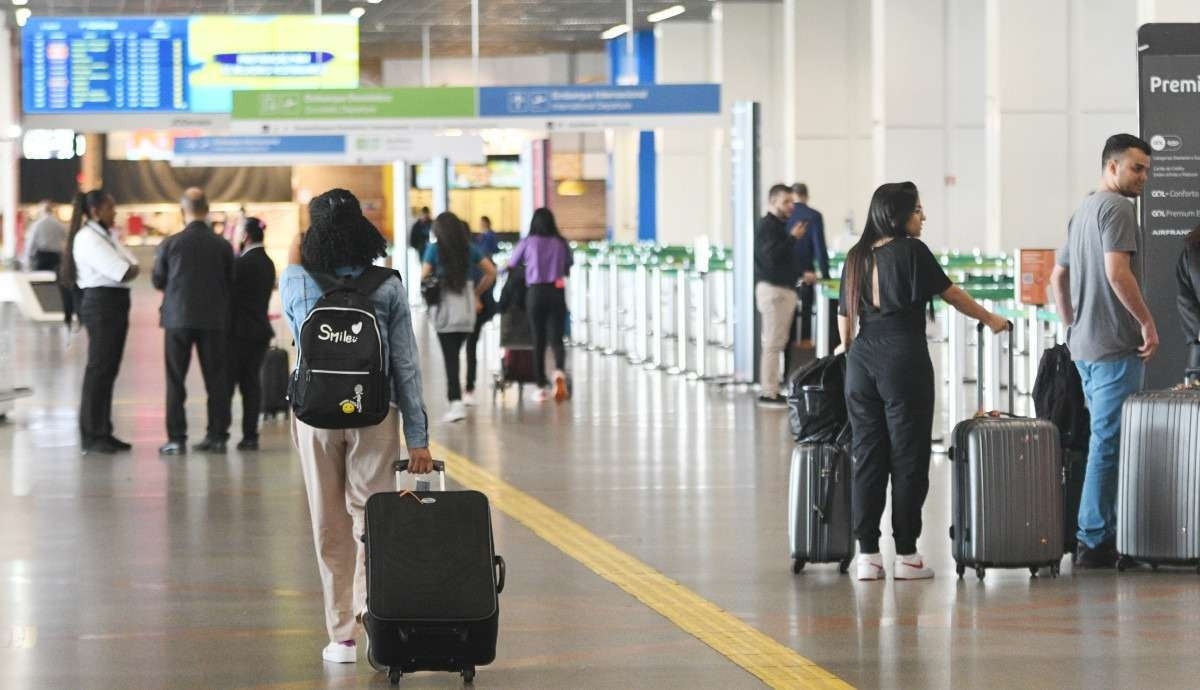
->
xmin=420 ymin=274 xmax=441 ymax=306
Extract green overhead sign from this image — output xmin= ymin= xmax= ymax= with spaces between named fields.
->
xmin=231 ymin=87 xmax=476 ymax=120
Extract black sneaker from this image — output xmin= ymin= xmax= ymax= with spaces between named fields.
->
xmin=105 ymin=435 xmax=132 ymax=451
xmin=193 ymin=437 xmax=228 ymax=453
xmin=158 ymin=440 xmax=187 ymax=456
xmin=1075 ymin=542 xmax=1118 ymax=569
xmin=757 ymin=395 xmax=788 ymax=408
xmin=236 ymin=438 xmax=259 ymax=451
xmin=82 ymin=437 xmax=123 ymax=455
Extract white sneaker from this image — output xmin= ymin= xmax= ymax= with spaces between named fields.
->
xmin=857 ymin=553 xmax=885 ymax=581
xmin=322 ymin=641 xmax=357 ymax=663
xmin=532 ymin=388 xmax=550 ymax=402
xmin=462 ymin=391 xmax=478 ymax=407
xmin=894 ymin=552 xmax=934 ymax=580
xmin=440 ymin=401 xmax=466 ymax=423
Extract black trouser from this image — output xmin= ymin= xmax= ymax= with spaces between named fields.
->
xmin=464 ymin=310 xmax=490 ymax=394
xmin=527 ymin=284 xmax=567 ymax=388
xmin=78 ymin=288 xmax=130 ymax=446
xmin=165 ymin=328 xmax=231 ymax=442
xmin=845 ymin=332 xmax=936 ymax=555
xmin=227 ymin=336 xmax=270 ymax=441
xmin=437 ymin=332 xmax=469 ymax=402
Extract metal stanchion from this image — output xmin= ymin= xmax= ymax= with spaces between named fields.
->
xmin=629 ymin=261 xmax=650 ymax=364
xmin=589 ymin=255 xmax=606 ymax=351
xmin=690 ymin=268 xmax=710 ymax=380
xmin=571 ymin=251 xmax=589 ymax=347
xmin=604 ymin=253 xmax=622 ymax=355
xmin=668 ymin=264 xmax=689 ymax=375
xmin=815 ymin=283 xmax=831 ymax=359
xmin=649 ymin=263 xmax=666 ymax=369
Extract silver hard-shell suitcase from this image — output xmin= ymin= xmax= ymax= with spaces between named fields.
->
xmin=950 ymin=323 xmax=1064 ymax=580
xmin=1116 ymin=388 xmax=1200 ymax=573
xmin=788 ymin=441 xmax=853 ymax=574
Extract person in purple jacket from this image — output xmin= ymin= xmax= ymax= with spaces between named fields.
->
xmin=507 ymin=208 xmax=574 ymax=402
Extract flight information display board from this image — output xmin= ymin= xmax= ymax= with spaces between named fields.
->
xmin=23 ymin=18 xmax=189 ymax=113
xmin=22 ymin=15 xmax=358 ymax=116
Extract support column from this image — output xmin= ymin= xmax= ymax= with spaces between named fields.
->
xmin=985 ymin=0 xmax=1071 ymax=253
xmin=430 ymin=157 xmax=450 ymax=215
xmin=608 ymin=30 xmax=657 ymax=243
xmin=654 ymin=20 xmax=714 ymax=246
xmin=1138 ymin=0 xmax=1200 ymax=23
xmin=786 ymin=1 xmax=873 ymax=254
xmin=711 ymin=2 xmax=784 ymax=247
xmin=872 ymin=0 xmax=949 ymax=249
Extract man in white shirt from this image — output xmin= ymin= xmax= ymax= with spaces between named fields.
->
xmin=24 ymin=201 xmax=68 ymax=271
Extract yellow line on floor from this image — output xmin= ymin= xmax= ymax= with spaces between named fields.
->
xmin=429 ymin=442 xmax=852 ymax=690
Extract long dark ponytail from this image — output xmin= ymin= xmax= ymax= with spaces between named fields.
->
xmin=59 ymin=190 xmax=110 ymax=289
xmin=842 ymin=182 xmax=920 ymax=327
xmin=432 ymin=212 xmax=470 ymax=292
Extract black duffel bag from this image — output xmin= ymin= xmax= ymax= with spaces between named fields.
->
xmin=786 ymin=353 xmax=847 ymax=444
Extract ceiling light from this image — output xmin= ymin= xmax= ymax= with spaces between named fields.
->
xmin=367 ymin=0 xmax=382 ymax=3
xmin=647 ymin=5 xmax=686 ymax=22
xmin=600 ymin=24 xmax=629 ymax=40
xmin=15 ymin=7 xmax=31 ymax=26
xmin=349 ymin=7 xmax=366 ymax=18
xmin=12 ymin=0 xmax=29 ymax=6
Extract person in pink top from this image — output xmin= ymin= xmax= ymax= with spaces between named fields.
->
xmin=507 ymin=208 xmax=574 ymax=402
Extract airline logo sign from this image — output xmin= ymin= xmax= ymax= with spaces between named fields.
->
xmin=479 ymin=84 xmax=721 ymax=118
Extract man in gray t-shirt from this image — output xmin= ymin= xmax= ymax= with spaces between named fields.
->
xmin=1050 ymin=134 xmax=1158 ymax=569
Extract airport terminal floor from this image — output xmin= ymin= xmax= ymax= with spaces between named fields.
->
xmin=1 ymin=279 xmax=1199 ymax=690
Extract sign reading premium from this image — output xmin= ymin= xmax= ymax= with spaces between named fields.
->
xmin=1138 ymin=24 xmax=1200 ymax=390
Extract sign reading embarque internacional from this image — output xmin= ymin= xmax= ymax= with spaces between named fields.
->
xmin=1138 ymin=24 xmax=1200 ymax=390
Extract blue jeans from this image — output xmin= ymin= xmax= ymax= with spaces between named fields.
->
xmin=1075 ymin=357 xmax=1144 ymax=549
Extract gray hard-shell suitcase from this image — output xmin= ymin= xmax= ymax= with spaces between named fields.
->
xmin=950 ymin=323 xmax=1064 ymax=580
xmin=788 ymin=437 xmax=853 ymax=574
xmin=1116 ymin=388 xmax=1200 ymax=573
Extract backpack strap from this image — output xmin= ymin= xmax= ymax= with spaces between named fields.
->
xmin=311 ymin=266 xmax=400 ymax=297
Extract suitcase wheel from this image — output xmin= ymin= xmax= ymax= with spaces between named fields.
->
xmin=975 ymin=566 xmax=986 ymax=581
xmin=462 ymin=666 xmax=476 ymax=684
xmin=792 ymin=559 xmax=806 ymax=574
xmin=1050 ymin=564 xmax=1061 ymax=578
xmin=389 ymin=669 xmax=402 ymax=685
xmin=956 ymin=563 xmax=965 ymax=579
xmin=1117 ymin=555 xmax=1135 ymax=572
xmin=838 ymin=558 xmax=851 ymax=575
xmin=1029 ymin=567 xmax=1039 ymax=578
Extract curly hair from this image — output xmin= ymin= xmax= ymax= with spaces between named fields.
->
xmin=300 ymin=188 xmax=387 ymax=274
xmin=432 ymin=212 xmax=471 ymax=292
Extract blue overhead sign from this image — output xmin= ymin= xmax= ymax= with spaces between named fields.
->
xmin=172 ymin=135 xmax=346 ymax=165
xmin=478 ymin=84 xmax=721 ymax=118
xmin=174 ymin=135 xmax=344 ymax=156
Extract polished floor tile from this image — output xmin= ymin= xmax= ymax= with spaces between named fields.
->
xmin=0 ymin=278 xmax=1197 ymax=689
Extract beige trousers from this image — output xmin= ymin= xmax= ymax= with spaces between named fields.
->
xmin=756 ymin=282 xmax=799 ymax=397
xmin=292 ymin=407 xmax=399 ymax=643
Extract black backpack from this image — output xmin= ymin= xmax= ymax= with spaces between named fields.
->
xmin=289 ymin=267 xmax=397 ymax=429
xmin=786 ymin=353 xmax=848 ymax=444
xmin=1033 ymin=343 xmax=1090 ymax=451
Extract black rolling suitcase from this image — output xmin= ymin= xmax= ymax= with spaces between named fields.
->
xmin=259 ymin=345 xmax=290 ymax=418
xmin=950 ymin=323 xmax=1064 ymax=580
xmin=788 ymin=439 xmax=853 ymax=574
xmin=363 ymin=460 xmax=506 ymax=685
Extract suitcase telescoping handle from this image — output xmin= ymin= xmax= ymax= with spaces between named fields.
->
xmin=975 ymin=320 xmax=1015 ymax=415
xmin=394 ymin=458 xmax=447 ymax=492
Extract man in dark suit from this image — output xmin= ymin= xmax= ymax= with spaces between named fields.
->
xmin=152 ymin=188 xmax=235 ymax=455
xmin=224 ymin=217 xmax=277 ymax=451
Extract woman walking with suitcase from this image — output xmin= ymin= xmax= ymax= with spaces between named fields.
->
xmin=280 ymin=189 xmax=433 ymax=664
xmin=421 ymin=212 xmax=497 ymax=422
xmin=506 ymin=208 xmax=574 ymax=402
xmin=838 ymin=182 xmax=1008 ymax=581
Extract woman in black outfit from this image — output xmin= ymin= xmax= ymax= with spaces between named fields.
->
xmin=60 ymin=190 xmax=141 ymax=454
xmin=838 ymin=182 xmax=1007 ymax=581
xmin=1177 ymin=223 xmax=1200 ymax=379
